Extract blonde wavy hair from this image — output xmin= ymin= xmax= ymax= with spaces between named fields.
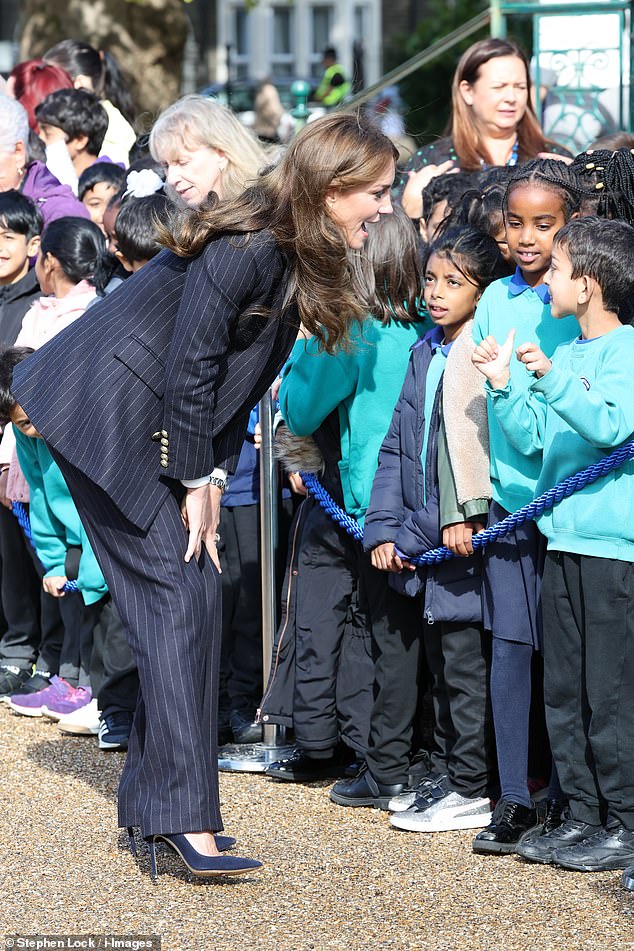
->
xmin=149 ymin=94 xmax=270 ymax=200
xmin=161 ymin=112 xmax=398 ymax=353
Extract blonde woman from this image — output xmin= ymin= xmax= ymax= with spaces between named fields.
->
xmin=150 ymin=93 xmax=270 ymax=206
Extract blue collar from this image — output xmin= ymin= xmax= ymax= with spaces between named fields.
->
xmin=509 ymin=266 xmax=550 ymax=304
xmin=431 ymin=337 xmax=454 ymax=356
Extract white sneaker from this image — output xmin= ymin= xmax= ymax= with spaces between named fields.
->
xmin=389 ymin=773 xmax=448 ymax=812
xmin=57 ymin=698 xmax=101 ymax=735
xmin=390 ymin=791 xmax=492 ymax=832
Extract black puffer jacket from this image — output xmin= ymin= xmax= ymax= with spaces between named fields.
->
xmin=0 ymin=268 xmax=41 ymax=346
xmin=364 ymin=326 xmax=483 ymax=624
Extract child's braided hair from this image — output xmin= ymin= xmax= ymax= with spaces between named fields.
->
xmin=504 ymin=158 xmax=585 ymax=220
xmin=571 ymin=147 xmax=634 ymax=223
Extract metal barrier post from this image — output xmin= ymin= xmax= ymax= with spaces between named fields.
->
xmin=217 ymin=391 xmax=295 ymax=771
xmin=258 ymin=390 xmax=283 ymax=747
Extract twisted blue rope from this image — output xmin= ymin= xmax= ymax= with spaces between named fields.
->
xmin=300 ymin=436 xmax=634 ymax=566
xmin=12 ymin=501 xmax=79 ymax=593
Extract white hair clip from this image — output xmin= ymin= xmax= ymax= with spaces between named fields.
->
xmin=124 ymin=168 xmax=164 ymax=198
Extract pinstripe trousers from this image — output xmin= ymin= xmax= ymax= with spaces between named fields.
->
xmin=54 ymin=453 xmax=223 ymax=838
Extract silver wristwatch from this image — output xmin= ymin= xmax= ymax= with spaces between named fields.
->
xmin=209 ymin=474 xmax=228 ymax=494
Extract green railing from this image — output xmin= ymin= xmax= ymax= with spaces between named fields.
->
xmin=339 ymin=10 xmax=491 ymax=113
xmin=495 ymin=0 xmax=632 ymax=149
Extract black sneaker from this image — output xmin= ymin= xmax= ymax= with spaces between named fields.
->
xmin=265 ymin=747 xmax=352 ymax=782
xmin=0 ymin=666 xmax=30 ymax=700
xmin=15 ymin=672 xmax=51 ymax=695
xmin=229 ymin=709 xmax=263 ymax=744
xmin=519 ymin=798 xmax=569 ymax=847
xmin=98 ymin=711 xmax=133 ymax=750
xmin=516 ymin=816 xmax=600 ymax=864
xmin=622 ymin=865 xmax=634 ymax=891
xmin=330 ymin=763 xmax=406 ymax=810
xmin=552 ymin=820 xmax=634 ymax=872
xmin=472 ymin=798 xmax=539 ymax=854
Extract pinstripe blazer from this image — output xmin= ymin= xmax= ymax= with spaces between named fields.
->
xmin=13 ymin=229 xmax=298 ymax=531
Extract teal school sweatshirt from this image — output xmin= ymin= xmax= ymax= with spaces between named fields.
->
xmin=279 ymin=316 xmax=428 ymax=524
xmin=14 ymin=428 xmax=108 ymax=603
xmin=487 ymin=324 xmax=634 ymax=561
xmin=472 ymin=273 xmax=577 ymax=511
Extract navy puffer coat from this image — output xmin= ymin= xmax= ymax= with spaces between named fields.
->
xmin=364 ymin=327 xmax=483 ymax=624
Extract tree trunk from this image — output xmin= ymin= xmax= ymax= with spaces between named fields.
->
xmin=19 ymin=0 xmax=189 ymax=121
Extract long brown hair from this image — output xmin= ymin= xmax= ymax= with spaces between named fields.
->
xmin=449 ymin=38 xmax=547 ymax=170
xmin=161 ymin=113 xmax=398 ymax=353
xmin=349 ymin=203 xmax=422 ymax=324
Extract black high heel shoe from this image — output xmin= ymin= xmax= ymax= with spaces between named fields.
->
xmin=146 ymin=832 xmax=263 ymax=880
xmin=126 ymin=827 xmax=237 ymax=856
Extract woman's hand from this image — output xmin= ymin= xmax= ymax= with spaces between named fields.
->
xmin=400 ymin=161 xmax=457 ymax=219
xmin=472 ymin=330 xmax=516 ymax=389
xmin=182 ymin=483 xmax=223 ymax=571
xmin=443 ymin=521 xmax=486 ymax=557
xmin=516 ymin=341 xmax=552 ymax=378
xmin=43 ymin=576 xmax=67 ymax=597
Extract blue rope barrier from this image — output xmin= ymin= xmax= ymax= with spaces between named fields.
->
xmin=300 ymin=436 xmax=634 ymax=566
xmin=12 ymin=501 xmax=79 ymax=593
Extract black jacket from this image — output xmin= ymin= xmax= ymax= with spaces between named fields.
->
xmin=364 ymin=328 xmax=482 ymax=624
xmin=14 ymin=231 xmax=298 ymax=531
xmin=0 ymin=268 xmax=41 ymax=346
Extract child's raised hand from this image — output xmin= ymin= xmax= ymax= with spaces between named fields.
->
xmin=472 ymin=329 xmax=516 ymax=389
xmin=516 ymin=341 xmax=552 ymax=378
xmin=43 ymin=576 xmax=67 ymax=598
xmin=401 ymin=160 xmax=457 ymax=219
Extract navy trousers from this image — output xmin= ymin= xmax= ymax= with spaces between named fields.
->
xmin=55 ymin=455 xmax=223 ymax=838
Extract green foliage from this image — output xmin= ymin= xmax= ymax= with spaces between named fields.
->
xmin=385 ymin=1 xmax=533 ymax=145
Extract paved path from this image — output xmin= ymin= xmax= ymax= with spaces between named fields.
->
xmin=1 ymin=705 xmax=632 ymax=950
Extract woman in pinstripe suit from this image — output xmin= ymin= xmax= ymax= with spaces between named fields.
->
xmin=13 ymin=113 xmax=397 ymax=880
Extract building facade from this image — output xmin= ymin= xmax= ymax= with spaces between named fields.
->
xmin=209 ymin=0 xmax=382 ymax=87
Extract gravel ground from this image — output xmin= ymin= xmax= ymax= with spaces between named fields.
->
xmin=1 ymin=704 xmax=633 ymax=951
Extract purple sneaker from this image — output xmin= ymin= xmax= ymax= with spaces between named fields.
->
xmin=42 ymin=685 xmax=92 ymax=721
xmin=8 ymin=675 xmax=74 ymax=718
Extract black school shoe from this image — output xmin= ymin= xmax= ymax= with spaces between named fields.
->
xmin=515 ymin=817 xmax=600 ymax=864
xmin=0 ymin=666 xmax=30 ymax=700
xmin=551 ymin=819 xmax=634 ymax=872
xmin=622 ymin=866 xmax=634 ymax=891
xmin=265 ymin=747 xmax=352 ymax=782
xmin=330 ymin=763 xmax=406 ymax=810
xmin=472 ymin=798 xmax=539 ymax=854
xmin=229 ymin=709 xmax=263 ymax=744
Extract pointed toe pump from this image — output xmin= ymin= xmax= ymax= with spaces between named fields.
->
xmin=146 ymin=832 xmax=262 ymax=880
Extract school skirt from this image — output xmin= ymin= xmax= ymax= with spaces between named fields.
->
xmin=481 ymin=500 xmax=546 ymax=649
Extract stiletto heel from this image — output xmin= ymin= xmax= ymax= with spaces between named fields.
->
xmin=146 ymin=833 xmax=262 ymax=879
xmin=148 ymin=837 xmax=159 ymax=881
xmin=214 ymin=834 xmax=236 ymax=852
xmin=127 ymin=826 xmax=137 ymax=855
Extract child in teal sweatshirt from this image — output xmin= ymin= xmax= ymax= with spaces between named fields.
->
xmin=470 ymin=159 xmax=582 ymax=853
xmin=473 ymin=216 xmax=634 ymax=876
xmin=0 ymin=346 xmax=106 ymax=718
